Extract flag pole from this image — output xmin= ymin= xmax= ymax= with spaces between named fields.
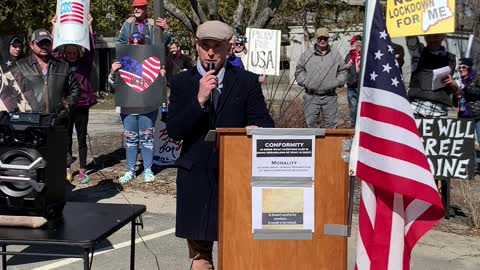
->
xmin=349 ymin=0 xmax=374 ymax=176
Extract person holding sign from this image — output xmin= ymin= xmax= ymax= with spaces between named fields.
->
xmin=167 ymin=21 xmax=274 ymax=270
xmin=295 ymin=27 xmax=348 ymax=128
xmin=51 ymin=14 xmax=97 ymax=184
xmin=109 ymin=32 xmax=165 ymax=184
xmin=407 ymin=34 xmax=461 ymax=117
xmin=117 ymin=0 xmax=171 ymax=45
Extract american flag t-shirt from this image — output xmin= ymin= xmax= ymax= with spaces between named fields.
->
xmin=352 ymin=0 xmax=445 ymax=269
xmin=59 ymin=1 xmax=84 ymax=25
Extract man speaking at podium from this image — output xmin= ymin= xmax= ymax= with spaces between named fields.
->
xmin=167 ymin=21 xmax=274 ymax=270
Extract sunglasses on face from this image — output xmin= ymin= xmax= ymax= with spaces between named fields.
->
xmin=235 ymin=43 xmax=244 ymax=46
xmin=459 ymin=65 xmax=469 ymax=70
xmin=317 ymin=37 xmax=328 ymax=42
xmin=36 ymin=40 xmax=52 ymax=47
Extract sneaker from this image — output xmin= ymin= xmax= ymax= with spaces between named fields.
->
xmin=119 ymin=172 xmax=135 ymax=184
xmin=66 ymin=168 xmax=73 ymax=182
xmin=79 ymin=169 xmax=90 ymax=184
xmin=144 ymin=171 xmax=155 ymax=183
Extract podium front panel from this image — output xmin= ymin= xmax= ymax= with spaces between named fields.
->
xmin=217 ymin=129 xmax=352 ymax=270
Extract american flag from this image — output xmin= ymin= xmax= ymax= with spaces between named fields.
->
xmin=351 ymin=1 xmax=445 ymax=269
xmin=119 ymin=56 xmax=161 ymax=93
xmin=59 ymin=2 xmax=84 ymax=24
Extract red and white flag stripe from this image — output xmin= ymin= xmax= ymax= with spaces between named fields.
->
xmin=60 ymin=2 xmax=84 ymax=24
xmin=352 ymin=1 xmax=444 ymax=269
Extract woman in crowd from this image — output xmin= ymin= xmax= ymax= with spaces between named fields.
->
xmin=455 ymin=58 xmax=480 ymax=137
xmin=52 ymin=14 xmax=97 ymax=184
xmin=108 ymin=32 xmax=164 ymax=183
xmin=1 ymin=36 xmax=24 ymax=71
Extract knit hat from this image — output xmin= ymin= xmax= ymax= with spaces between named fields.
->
xmin=459 ymin=58 xmax=473 ymax=68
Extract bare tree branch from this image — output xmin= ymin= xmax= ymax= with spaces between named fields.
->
xmin=190 ymin=4 xmax=202 ymax=25
xmin=248 ymin=0 xmax=260 ymax=26
xmin=251 ymin=0 xmax=283 ymax=28
xmin=233 ymin=0 xmax=246 ymax=32
xmin=189 ymin=0 xmax=208 ymax=23
xmin=165 ymin=0 xmax=195 ymax=32
xmin=204 ymin=0 xmax=217 ymax=20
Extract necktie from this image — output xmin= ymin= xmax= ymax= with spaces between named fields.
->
xmin=212 ymin=88 xmax=221 ymax=110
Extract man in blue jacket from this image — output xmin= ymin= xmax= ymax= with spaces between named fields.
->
xmin=167 ymin=21 xmax=274 ymax=270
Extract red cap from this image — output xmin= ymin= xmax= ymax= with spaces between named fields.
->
xmin=348 ymin=35 xmax=362 ymax=44
xmin=132 ymin=0 xmax=148 ymax=7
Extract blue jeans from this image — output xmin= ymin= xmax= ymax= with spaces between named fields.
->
xmin=347 ymin=87 xmax=359 ymax=128
xmin=121 ymin=110 xmax=158 ymax=173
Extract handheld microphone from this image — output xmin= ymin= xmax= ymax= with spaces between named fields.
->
xmin=206 ymin=63 xmax=215 ymax=72
xmin=207 ymin=63 xmax=216 ymax=105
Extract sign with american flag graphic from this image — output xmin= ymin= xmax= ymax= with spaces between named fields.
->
xmin=115 ymin=44 xmax=166 ymax=114
xmin=59 ymin=1 xmax=84 ymax=24
xmin=350 ymin=0 xmax=445 ymax=269
xmin=53 ymin=0 xmax=90 ymax=50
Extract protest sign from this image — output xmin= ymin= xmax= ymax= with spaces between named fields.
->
xmin=416 ymin=118 xmax=475 ymax=180
xmin=114 ymin=44 xmax=166 ymax=114
xmin=53 ymin=0 xmax=90 ymax=50
xmin=386 ymin=0 xmax=455 ymax=38
xmin=153 ymin=120 xmax=182 ymax=166
xmin=245 ymin=28 xmax=281 ymax=76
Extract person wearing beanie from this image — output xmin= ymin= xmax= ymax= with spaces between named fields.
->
xmin=166 ymin=20 xmax=274 ymax=270
xmin=1 ymin=36 xmax=24 ymax=71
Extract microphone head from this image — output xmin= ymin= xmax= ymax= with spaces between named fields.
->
xmin=207 ymin=63 xmax=215 ymax=71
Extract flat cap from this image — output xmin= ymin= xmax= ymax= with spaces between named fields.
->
xmin=196 ymin=21 xmax=233 ymax=42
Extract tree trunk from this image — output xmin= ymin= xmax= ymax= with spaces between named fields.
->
xmin=233 ymin=0 xmax=246 ymax=33
xmin=250 ymin=0 xmax=283 ymax=28
xmin=165 ymin=0 xmax=195 ymax=32
xmin=189 ymin=0 xmax=208 ymax=23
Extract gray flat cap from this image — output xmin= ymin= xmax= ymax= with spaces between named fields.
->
xmin=196 ymin=21 xmax=233 ymax=42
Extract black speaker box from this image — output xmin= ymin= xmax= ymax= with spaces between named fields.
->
xmin=0 ymin=112 xmax=67 ymax=219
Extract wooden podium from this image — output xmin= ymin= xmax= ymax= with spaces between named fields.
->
xmin=216 ymin=128 xmax=354 ymax=270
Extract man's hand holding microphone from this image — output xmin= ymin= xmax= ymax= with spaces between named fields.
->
xmin=197 ymin=63 xmax=217 ymax=107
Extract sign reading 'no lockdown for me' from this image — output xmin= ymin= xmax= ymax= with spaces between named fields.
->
xmin=416 ymin=118 xmax=475 ymax=180
xmin=386 ymin=0 xmax=455 ymax=38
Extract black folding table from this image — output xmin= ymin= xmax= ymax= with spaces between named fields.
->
xmin=0 ymin=202 xmax=146 ymax=270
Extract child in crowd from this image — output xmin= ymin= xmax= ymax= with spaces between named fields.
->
xmin=52 ymin=14 xmax=97 ymax=184
xmin=108 ymin=32 xmax=165 ymax=183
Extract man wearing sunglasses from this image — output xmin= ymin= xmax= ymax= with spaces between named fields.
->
xmin=5 ymin=29 xmax=79 ymax=113
xmin=295 ymin=27 xmax=347 ymax=128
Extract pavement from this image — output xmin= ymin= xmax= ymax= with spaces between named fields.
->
xmin=3 ymin=109 xmax=480 ymax=269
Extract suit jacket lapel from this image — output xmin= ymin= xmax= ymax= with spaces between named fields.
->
xmin=190 ymin=68 xmax=202 ymax=98
xmin=216 ymin=65 xmax=237 ymax=114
